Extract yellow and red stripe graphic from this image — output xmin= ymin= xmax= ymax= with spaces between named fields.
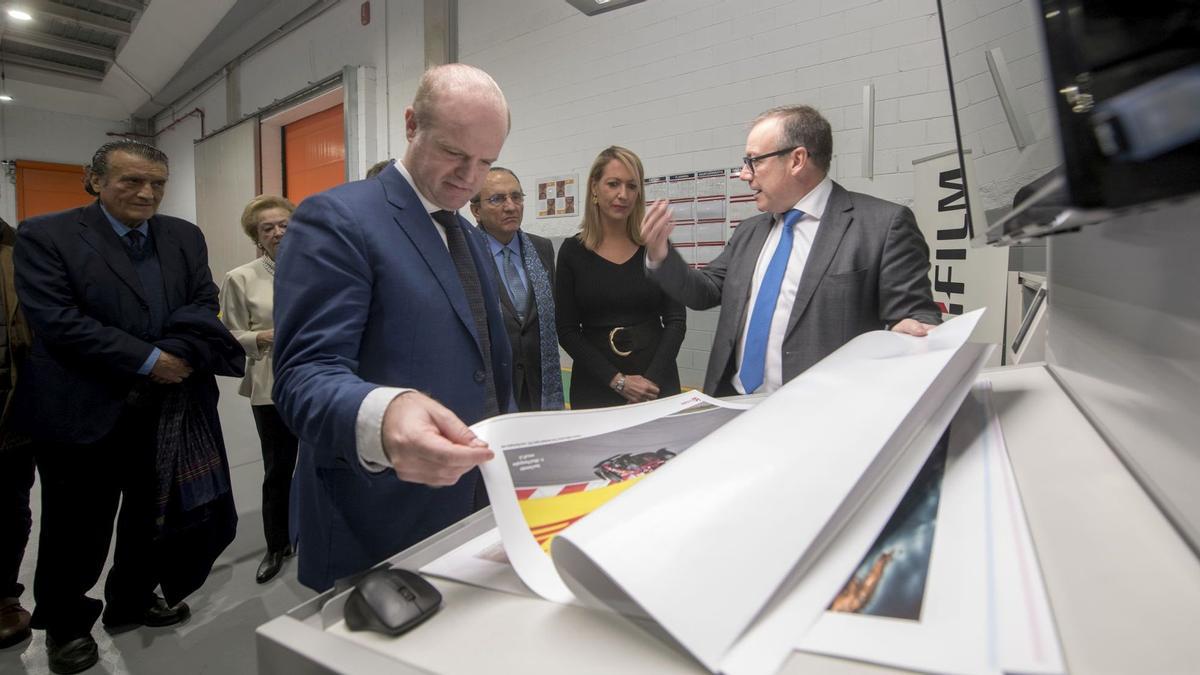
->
xmin=518 ymin=477 xmax=646 ymax=553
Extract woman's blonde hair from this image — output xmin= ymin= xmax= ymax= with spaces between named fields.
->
xmin=240 ymin=195 xmax=295 ymax=243
xmin=578 ymin=146 xmax=645 ymax=250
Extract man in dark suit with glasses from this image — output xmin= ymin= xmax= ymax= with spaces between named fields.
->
xmin=643 ymin=105 xmax=940 ymax=396
xmin=470 ymin=168 xmax=563 ymax=412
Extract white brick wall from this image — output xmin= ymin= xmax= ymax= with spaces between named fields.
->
xmin=941 ymin=0 xmax=1060 ymax=212
xmin=460 ymin=0 xmax=957 ymax=389
xmin=135 ymin=0 xmax=964 ymax=393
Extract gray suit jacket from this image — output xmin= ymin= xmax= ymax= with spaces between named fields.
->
xmin=650 ymin=181 xmax=940 ymax=395
xmin=486 ymin=232 xmax=555 ymax=411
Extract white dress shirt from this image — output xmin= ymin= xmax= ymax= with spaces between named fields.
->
xmin=355 ymin=161 xmax=452 ymax=472
xmin=732 ymin=176 xmax=833 ymax=395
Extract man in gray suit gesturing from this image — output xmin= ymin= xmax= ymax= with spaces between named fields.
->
xmin=642 ymin=105 xmax=940 ymax=396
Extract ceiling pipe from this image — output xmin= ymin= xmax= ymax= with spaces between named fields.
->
xmin=147 ymin=0 xmax=341 ymax=125
xmin=107 ymin=106 xmax=204 ymax=139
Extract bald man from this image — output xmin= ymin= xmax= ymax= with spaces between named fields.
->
xmin=273 ymin=64 xmax=515 ymax=590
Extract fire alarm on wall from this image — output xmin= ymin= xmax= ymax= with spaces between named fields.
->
xmin=361 ymin=1 xmax=370 ymax=26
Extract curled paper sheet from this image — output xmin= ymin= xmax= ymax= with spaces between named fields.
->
xmin=474 ymin=310 xmax=990 ymax=673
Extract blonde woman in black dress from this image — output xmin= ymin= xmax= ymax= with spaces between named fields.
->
xmin=555 ymin=146 xmax=685 ymax=409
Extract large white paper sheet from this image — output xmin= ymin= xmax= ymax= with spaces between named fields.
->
xmin=553 ymin=311 xmax=988 ymax=672
xmin=475 ymin=392 xmax=752 ymax=603
xmin=421 ymin=322 xmax=1058 ymax=675
xmin=719 ymin=343 xmax=992 ymax=675
xmin=419 ymin=528 xmax=534 ymax=599
xmin=790 ymin=382 xmax=1064 ymax=675
xmin=983 ymin=381 xmax=1064 ymax=675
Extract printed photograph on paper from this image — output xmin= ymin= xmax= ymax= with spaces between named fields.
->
xmin=503 ymin=403 xmax=744 ymax=553
xmin=830 ymin=443 xmax=947 ymax=621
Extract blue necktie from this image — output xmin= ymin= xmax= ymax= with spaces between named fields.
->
xmin=740 ymin=209 xmax=804 ymax=393
xmin=502 ymin=247 xmax=529 ymax=321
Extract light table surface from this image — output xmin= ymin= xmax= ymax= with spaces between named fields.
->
xmin=257 ymin=365 xmax=1200 ymax=674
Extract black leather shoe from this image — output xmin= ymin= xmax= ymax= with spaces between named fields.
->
xmin=46 ymin=634 xmax=98 ymax=675
xmin=102 ymin=595 xmax=190 ymax=630
xmin=142 ymin=596 xmax=190 ymax=628
xmin=0 ymin=597 xmax=32 ymax=648
xmin=256 ymin=546 xmax=292 ymax=584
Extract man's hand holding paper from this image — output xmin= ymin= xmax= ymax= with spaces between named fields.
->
xmin=382 ymin=391 xmax=494 ymax=487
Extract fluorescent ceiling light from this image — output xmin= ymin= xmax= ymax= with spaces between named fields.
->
xmin=565 ymin=0 xmax=646 ymax=16
xmin=7 ymin=8 xmax=33 ymax=21
xmin=0 ymin=94 xmax=12 ymax=102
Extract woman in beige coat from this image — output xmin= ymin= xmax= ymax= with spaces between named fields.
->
xmin=219 ymin=195 xmax=297 ymax=583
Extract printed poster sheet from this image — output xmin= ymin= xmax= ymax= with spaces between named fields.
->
xmin=556 ymin=312 xmax=991 ymax=673
xmin=428 ymin=312 xmax=991 ymax=673
xmin=646 ymin=167 xmax=747 ymax=268
xmin=536 ymin=174 xmax=578 ymax=218
xmin=728 ymin=166 xmax=758 ymax=228
xmin=793 ymin=381 xmax=1064 ymax=675
xmin=422 ymin=384 xmax=1063 ymax=675
xmin=472 ymin=392 xmax=751 ymax=603
xmin=912 ymin=149 xmax=1007 ymax=366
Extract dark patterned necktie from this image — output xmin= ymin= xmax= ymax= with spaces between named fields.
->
xmin=432 ymin=210 xmax=498 ymax=416
xmin=125 ymin=229 xmax=147 ymax=260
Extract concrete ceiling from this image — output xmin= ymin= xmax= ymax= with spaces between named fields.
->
xmin=133 ymin=0 xmax=326 ymax=120
xmin=0 ymin=0 xmax=239 ymax=120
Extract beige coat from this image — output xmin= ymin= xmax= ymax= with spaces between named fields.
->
xmin=219 ymin=256 xmax=277 ymax=405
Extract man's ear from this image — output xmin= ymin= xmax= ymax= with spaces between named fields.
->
xmin=469 ymin=201 xmax=481 ymax=220
xmin=789 ymin=147 xmax=809 ymax=177
xmin=404 ymin=106 xmax=418 ymax=142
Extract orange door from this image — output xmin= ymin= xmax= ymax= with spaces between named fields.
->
xmin=284 ymin=104 xmax=346 ymax=205
xmin=15 ymin=161 xmax=92 ymax=221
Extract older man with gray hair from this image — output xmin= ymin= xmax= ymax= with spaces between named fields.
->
xmin=470 ymin=167 xmax=562 ymax=412
xmin=15 ymin=139 xmax=232 ymax=673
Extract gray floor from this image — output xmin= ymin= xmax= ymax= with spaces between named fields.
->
xmin=0 ymin=459 xmax=317 ymax=675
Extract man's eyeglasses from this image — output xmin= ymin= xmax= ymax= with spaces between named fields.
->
xmin=483 ymin=192 xmax=525 ymax=206
xmin=741 ymin=146 xmax=799 ymax=176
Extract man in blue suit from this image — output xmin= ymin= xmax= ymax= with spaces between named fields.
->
xmin=273 ymin=64 xmax=514 ymax=591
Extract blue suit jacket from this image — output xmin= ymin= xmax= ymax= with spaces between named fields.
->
xmin=272 ymin=167 xmax=513 ymax=591
xmin=13 ymin=201 xmax=221 ymax=444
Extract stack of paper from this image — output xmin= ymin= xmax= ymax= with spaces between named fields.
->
xmin=432 ymin=310 xmax=1055 ymax=674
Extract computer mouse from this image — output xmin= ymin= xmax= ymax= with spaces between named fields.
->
xmin=343 ymin=567 xmax=442 ymax=636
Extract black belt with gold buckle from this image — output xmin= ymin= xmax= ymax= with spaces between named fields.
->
xmin=583 ymin=319 xmax=662 ymax=357
xmin=608 ymin=327 xmax=633 ymax=357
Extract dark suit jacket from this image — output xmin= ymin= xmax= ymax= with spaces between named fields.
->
xmin=483 ymin=232 xmax=555 ymax=411
xmin=651 ymin=181 xmax=940 ymax=395
xmin=273 ymin=167 xmax=514 ymax=591
xmin=13 ymin=201 xmax=221 ymax=444
xmin=0 ymin=219 xmax=33 ymax=446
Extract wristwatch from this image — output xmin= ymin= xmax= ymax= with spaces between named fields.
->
xmin=613 ymin=374 xmax=627 ymax=393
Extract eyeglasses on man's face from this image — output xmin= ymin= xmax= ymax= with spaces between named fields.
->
xmin=483 ymin=191 xmax=525 ymax=207
xmin=741 ymin=146 xmax=799 ymax=177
